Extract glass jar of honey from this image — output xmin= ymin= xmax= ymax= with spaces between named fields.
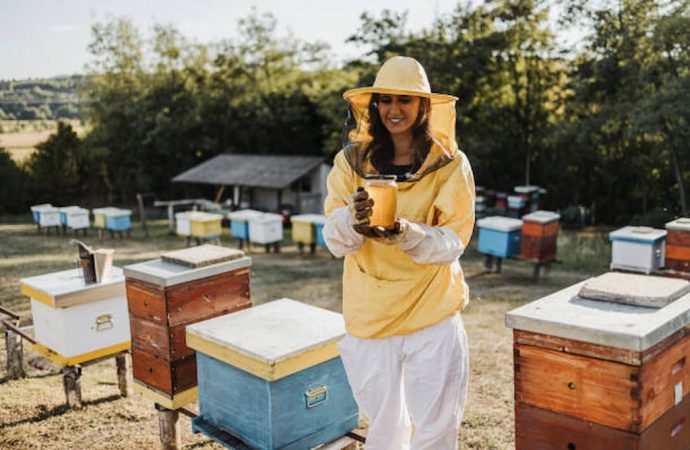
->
xmin=365 ymin=175 xmax=398 ymax=228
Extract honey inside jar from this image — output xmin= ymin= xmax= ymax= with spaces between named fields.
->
xmin=365 ymin=175 xmax=398 ymax=228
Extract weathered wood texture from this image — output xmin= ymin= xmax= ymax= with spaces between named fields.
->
xmin=116 ymin=354 xmax=127 ymax=397
xmin=668 ymin=230 xmax=690 ymax=247
xmin=522 ymin=221 xmax=559 ymax=237
xmin=158 ymin=406 xmax=181 ymax=450
xmin=126 ymin=269 xmax=250 ymax=397
xmin=62 ymin=365 xmax=82 ymax=409
xmin=520 ymin=235 xmax=557 ymax=262
xmin=515 ymin=398 xmax=690 ymax=450
xmin=514 ymin=328 xmax=690 ymax=366
xmin=514 ymin=334 xmax=690 ymax=432
xmin=666 ymin=234 xmax=690 ymax=271
xmin=5 ymin=328 xmax=26 ymax=379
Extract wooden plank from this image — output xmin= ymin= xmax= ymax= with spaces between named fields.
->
xmin=157 ymin=406 xmax=181 ymax=450
xmin=514 ymin=343 xmax=641 ymax=431
xmin=514 ymin=328 xmax=690 ymax=366
xmin=165 ymin=270 xmax=250 ymax=327
xmin=520 ymin=234 xmax=557 ymax=263
xmin=131 ymin=348 xmax=197 ymax=395
xmin=5 ymin=328 xmax=25 ymax=379
xmin=129 ymin=315 xmax=172 ymax=360
xmin=666 ymin=259 xmax=690 ymax=273
xmin=522 ymin=221 xmax=559 ymax=237
xmin=667 ymin=245 xmax=690 ymax=262
xmin=160 ymin=245 xmax=244 ymax=268
xmin=126 ymin=280 xmax=167 ymax=324
xmin=668 ymin=230 xmax=690 ymax=247
xmin=116 ymin=354 xmax=127 ymax=397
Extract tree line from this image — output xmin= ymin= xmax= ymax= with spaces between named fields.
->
xmin=0 ymin=76 xmax=84 ymax=120
xmin=1 ymin=0 xmax=688 ymax=225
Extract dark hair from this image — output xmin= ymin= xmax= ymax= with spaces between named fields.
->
xmin=363 ymin=93 xmax=433 ymax=173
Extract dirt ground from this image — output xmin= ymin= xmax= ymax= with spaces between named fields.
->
xmin=0 ymin=219 xmax=609 ymax=449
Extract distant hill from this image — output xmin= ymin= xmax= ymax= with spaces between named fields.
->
xmin=0 ymin=75 xmax=86 ymax=120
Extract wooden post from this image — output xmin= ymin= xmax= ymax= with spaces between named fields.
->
xmin=168 ymin=204 xmax=175 ymax=233
xmin=5 ymin=328 xmax=26 ymax=379
xmin=62 ymin=365 xmax=83 ymax=409
xmin=137 ymin=193 xmax=149 ymax=238
xmin=116 ymin=354 xmax=127 ymax=397
xmin=495 ymin=257 xmax=503 ymax=274
xmin=532 ymin=264 xmax=541 ymax=281
xmin=157 ymin=405 xmax=181 ymax=450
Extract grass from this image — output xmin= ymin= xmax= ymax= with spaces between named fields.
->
xmin=0 ymin=218 xmax=610 ymax=449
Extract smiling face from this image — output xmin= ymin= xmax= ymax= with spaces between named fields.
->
xmin=376 ymin=94 xmax=422 ymax=137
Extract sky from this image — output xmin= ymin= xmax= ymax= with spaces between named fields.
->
xmin=0 ymin=0 xmax=583 ymax=80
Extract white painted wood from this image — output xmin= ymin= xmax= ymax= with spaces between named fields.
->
xmin=227 ymin=209 xmax=263 ymax=221
xmin=187 ymin=211 xmax=223 ymax=222
xmin=123 ymin=256 xmax=251 ymax=287
xmin=666 ymin=217 xmax=690 ymax=232
xmin=522 ymin=210 xmax=560 ymax=223
xmin=476 ymin=216 xmax=523 ymax=232
xmin=60 ymin=206 xmax=90 ymax=229
xmin=174 ymin=211 xmax=191 ymax=236
xmin=248 ymin=213 xmax=283 ymax=244
xmin=611 ymin=239 xmax=666 ymax=274
xmin=609 ymin=226 xmax=667 ymax=242
xmin=20 ymin=267 xmax=125 ymax=308
xmin=30 ymin=294 xmax=130 ymax=357
xmin=187 ymin=298 xmax=345 ymax=365
xmin=105 ymin=208 xmax=132 ymax=218
xmin=505 ymin=280 xmax=690 ymax=351
xmin=38 ymin=210 xmax=61 ymax=227
xmin=291 ymin=214 xmax=326 ymax=225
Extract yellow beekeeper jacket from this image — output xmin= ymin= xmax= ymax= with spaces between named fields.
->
xmin=324 ymin=136 xmax=475 ymax=339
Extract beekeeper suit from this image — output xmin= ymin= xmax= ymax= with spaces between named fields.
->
xmin=323 ymin=56 xmax=475 ymax=450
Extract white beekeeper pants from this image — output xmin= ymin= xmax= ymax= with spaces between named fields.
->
xmin=338 ymin=314 xmax=469 ymax=450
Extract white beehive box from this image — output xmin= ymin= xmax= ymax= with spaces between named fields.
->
xmin=175 ymin=211 xmax=192 ymax=236
xmin=32 ymin=204 xmax=61 ymax=227
xmin=248 ymin=213 xmax=283 ymax=244
xmin=609 ymin=226 xmax=667 ymax=274
xmin=20 ymin=267 xmax=130 ymax=365
xmin=59 ymin=206 xmax=90 ymax=230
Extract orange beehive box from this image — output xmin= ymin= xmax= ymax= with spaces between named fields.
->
xmin=520 ymin=210 xmax=560 ymax=263
xmin=666 ymin=218 xmax=690 ymax=273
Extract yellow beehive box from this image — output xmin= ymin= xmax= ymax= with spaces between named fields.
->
xmin=189 ymin=212 xmax=223 ymax=239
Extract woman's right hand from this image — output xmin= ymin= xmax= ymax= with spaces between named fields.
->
xmin=349 ymin=187 xmax=376 ymax=236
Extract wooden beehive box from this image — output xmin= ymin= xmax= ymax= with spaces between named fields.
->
xmin=186 ymin=299 xmax=358 ymax=449
xmin=123 ymin=245 xmax=251 ymax=409
xmin=227 ymin=209 xmax=263 ymax=240
xmin=506 ymin=274 xmax=690 ymax=447
xmin=666 ymin=218 xmax=690 ymax=273
xmin=248 ymin=212 xmax=283 ymax=245
xmin=20 ymin=267 xmax=130 ymax=366
xmin=58 ymin=206 xmax=90 ymax=230
xmin=520 ymin=210 xmax=560 ymax=263
xmin=609 ymin=226 xmax=667 ymax=274
xmin=188 ymin=211 xmax=223 ymax=240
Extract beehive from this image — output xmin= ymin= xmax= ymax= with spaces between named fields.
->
xmin=92 ymin=207 xmax=120 ymax=229
xmin=104 ymin=208 xmax=132 ymax=232
xmin=123 ymin=245 xmax=251 ymax=409
xmin=291 ymin=214 xmax=326 ymax=247
xmin=609 ymin=226 xmax=667 ymax=274
xmin=520 ymin=210 xmax=560 ymax=263
xmin=227 ymin=209 xmax=263 ymax=240
xmin=20 ymin=267 xmax=130 ymax=365
xmin=187 ymin=299 xmax=358 ymax=449
xmin=666 ymin=218 xmax=690 ymax=273
xmin=188 ymin=211 xmax=223 ymax=240
xmin=248 ymin=212 xmax=283 ymax=245
xmin=31 ymin=204 xmax=61 ymax=228
xmin=477 ymin=216 xmax=523 ymax=258
xmin=58 ymin=206 xmax=90 ymax=230
xmin=506 ymin=273 xmax=690 ymax=448
xmin=174 ymin=211 xmax=192 ymax=237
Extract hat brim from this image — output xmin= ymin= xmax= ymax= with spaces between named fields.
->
xmin=343 ymin=87 xmax=458 ymax=104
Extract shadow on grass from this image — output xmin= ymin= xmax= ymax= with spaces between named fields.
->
xmin=0 ymin=394 xmax=122 ymax=429
xmin=0 ymin=369 xmax=62 ymax=385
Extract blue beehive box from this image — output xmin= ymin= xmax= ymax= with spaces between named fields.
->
xmin=477 ymin=216 xmax=523 ymax=258
xmin=315 ymin=223 xmax=326 ymax=247
xmin=105 ymin=208 xmax=132 ymax=231
xmin=228 ymin=210 xmax=263 ymax=240
xmin=186 ymin=299 xmax=358 ymax=450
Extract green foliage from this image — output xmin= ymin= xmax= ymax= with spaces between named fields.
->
xmin=0 ymin=76 xmax=84 ymax=120
xmin=0 ymin=148 xmax=30 ymax=213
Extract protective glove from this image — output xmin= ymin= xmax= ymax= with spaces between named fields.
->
xmin=349 ymin=187 xmax=379 ymax=238
xmin=369 ymin=218 xmax=427 ymax=250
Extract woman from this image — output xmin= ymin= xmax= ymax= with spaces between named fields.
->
xmin=323 ymin=56 xmax=475 ymax=450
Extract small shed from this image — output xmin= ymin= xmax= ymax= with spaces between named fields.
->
xmin=172 ymin=154 xmax=330 ymax=214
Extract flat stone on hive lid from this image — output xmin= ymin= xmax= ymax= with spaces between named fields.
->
xmin=579 ymin=272 xmax=690 ymax=308
xmin=161 ymin=245 xmax=245 ymax=268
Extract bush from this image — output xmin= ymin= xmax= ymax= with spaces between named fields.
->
xmin=0 ymin=148 xmax=31 ymax=213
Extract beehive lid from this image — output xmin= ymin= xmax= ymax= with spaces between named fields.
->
xmin=251 ymin=212 xmax=283 ymax=224
xmin=92 ymin=207 xmax=120 ymax=215
xmin=609 ymin=226 xmax=666 ymax=243
xmin=161 ymin=245 xmax=245 ymax=268
xmin=666 ymin=218 xmax=690 ymax=232
xmin=187 ymin=211 xmax=223 ymax=222
xmin=175 ymin=211 xmax=192 ymax=219
xmin=58 ymin=205 xmax=83 ymax=213
xmin=186 ymin=299 xmax=345 ymax=381
xmin=579 ymin=272 xmax=690 ymax=308
xmin=20 ymin=267 xmax=125 ymax=308
xmin=505 ymin=278 xmax=690 ymax=351
xmin=227 ymin=209 xmax=263 ymax=220
xmin=106 ymin=208 xmax=132 ymax=217
xmin=30 ymin=203 xmax=53 ymax=212
xmin=522 ymin=210 xmax=560 ymax=224
xmin=123 ymin=254 xmax=251 ymax=287
xmin=476 ymin=216 xmax=523 ymax=232
xmin=291 ymin=214 xmax=326 ymax=224
xmin=514 ymin=185 xmax=540 ymax=194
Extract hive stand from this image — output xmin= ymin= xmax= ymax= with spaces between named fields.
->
xmin=57 ymin=351 xmax=129 ymax=409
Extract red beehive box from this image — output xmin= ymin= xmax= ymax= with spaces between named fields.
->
xmin=520 ymin=210 xmax=560 ymax=263
xmin=666 ymin=218 xmax=690 ymax=273
xmin=123 ymin=245 xmax=251 ymax=409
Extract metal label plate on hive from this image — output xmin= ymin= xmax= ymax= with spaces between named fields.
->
xmin=579 ymin=272 xmax=690 ymax=308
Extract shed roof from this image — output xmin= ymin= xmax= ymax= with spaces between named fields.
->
xmin=172 ymin=154 xmax=325 ymax=189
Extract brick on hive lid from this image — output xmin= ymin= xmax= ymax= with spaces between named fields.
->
xmin=161 ymin=245 xmax=245 ymax=268
xmin=578 ymin=272 xmax=690 ymax=308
